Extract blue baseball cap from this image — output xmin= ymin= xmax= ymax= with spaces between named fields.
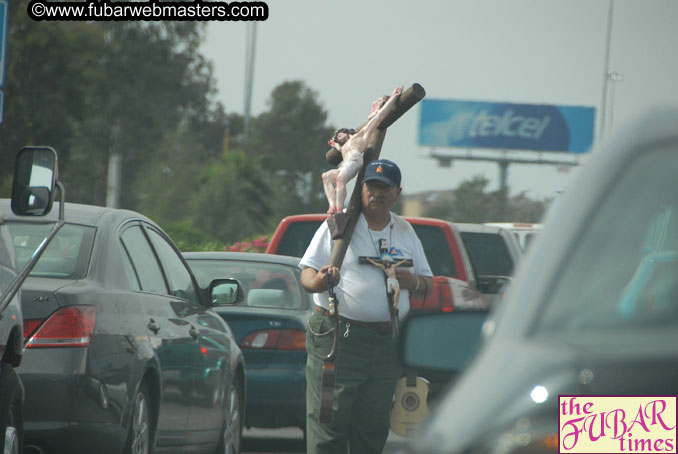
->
xmin=363 ymin=159 xmax=401 ymax=187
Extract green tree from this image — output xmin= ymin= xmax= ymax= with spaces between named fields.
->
xmin=0 ymin=2 xmax=224 ymax=209
xmin=137 ymin=135 xmax=273 ymax=248
xmin=84 ymin=20 xmax=221 ymax=208
xmin=424 ymin=176 xmax=547 ymax=223
xmin=0 ymin=1 xmax=108 ymax=195
xmin=245 ymin=81 xmax=335 ymax=218
xmin=134 ymin=122 xmax=210 ymax=224
xmin=504 ymin=191 xmax=549 ymax=222
xmin=0 ymin=8 xmax=351 ymax=248
xmin=192 ymin=150 xmax=273 ymax=243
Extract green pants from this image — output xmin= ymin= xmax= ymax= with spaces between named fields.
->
xmin=306 ymin=311 xmax=402 ymax=454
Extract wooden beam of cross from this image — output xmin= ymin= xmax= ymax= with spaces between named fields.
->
xmin=327 ymin=83 xmax=426 ymax=269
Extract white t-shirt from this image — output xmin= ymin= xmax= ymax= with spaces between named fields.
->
xmin=299 ymin=212 xmax=432 ymax=322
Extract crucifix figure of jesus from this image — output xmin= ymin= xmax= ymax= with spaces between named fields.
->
xmin=359 ymin=239 xmax=413 ymax=336
xmin=366 ymin=257 xmax=410 ymax=310
xmin=322 ymin=85 xmax=403 ymax=216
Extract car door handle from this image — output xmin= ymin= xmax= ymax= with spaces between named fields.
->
xmin=147 ymin=319 xmax=160 ymax=334
xmin=189 ymin=325 xmax=199 ymax=339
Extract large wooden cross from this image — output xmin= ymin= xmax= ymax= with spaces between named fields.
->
xmin=319 ymin=83 xmax=425 ymax=424
xmin=326 ymin=83 xmax=426 ymax=268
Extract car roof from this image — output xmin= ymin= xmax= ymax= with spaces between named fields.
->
xmin=483 ymin=222 xmax=543 ymax=231
xmin=454 ymin=223 xmax=507 ymax=234
xmin=183 ymin=251 xmax=301 ymax=267
xmin=0 ymin=199 xmax=151 ymax=227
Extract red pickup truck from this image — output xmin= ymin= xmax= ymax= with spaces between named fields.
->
xmin=266 ymin=214 xmax=486 ymax=311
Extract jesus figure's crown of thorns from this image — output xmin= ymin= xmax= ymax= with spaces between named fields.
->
xmin=331 ymin=128 xmax=356 ymax=145
xmin=380 ymin=252 xmax=394 ymax=263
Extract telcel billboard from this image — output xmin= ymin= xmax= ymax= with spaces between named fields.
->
xmin=419 ymin=99 xmax=595 ymax=153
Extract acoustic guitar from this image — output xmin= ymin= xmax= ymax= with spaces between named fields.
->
xmin=390 ymin=374 xmax=430 ymax=437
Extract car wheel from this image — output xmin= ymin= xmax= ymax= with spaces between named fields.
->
xmin=124 ymin=382 xmax=151 ymax=454
xmin=0 ymin=364 xmax=23 ymax=454
xmin=215 ymin=382 xmax=242 ymax=454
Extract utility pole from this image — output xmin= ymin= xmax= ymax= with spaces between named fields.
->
xmin=106 ymin=152 xmax=121 ymax=208
xmin=243 ymin=22 xmax=257 ymax=138
xmin=606 ymin=71 xmax=623 ymax=131
xmin=598 ymin=0 xmax=615 ymax=139
xmin=106 ymin=121 xmax=122 ymax=208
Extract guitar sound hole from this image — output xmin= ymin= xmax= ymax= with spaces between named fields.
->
xmin=401 ymin=392 xmax=420 ymax=411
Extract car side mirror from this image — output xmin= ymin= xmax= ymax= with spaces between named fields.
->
xmin=398 ymin=310 xmax=489 ymax=374
xmin=2 ymin=146 xmax=65 ymax=315
xmin=210 ymin=278 xmax=243 ymax=306
xmin=11 ymin=147 xmax=58 ymax=216
xmin=476 ymin=275 xmax=512 ymax=295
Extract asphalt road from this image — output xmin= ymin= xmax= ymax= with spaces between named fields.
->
xmin=242 ymin=427 xmax=409 ymax=453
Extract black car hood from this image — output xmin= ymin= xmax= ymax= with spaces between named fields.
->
xmin=412 ymin=328 xmax=678 ymax=453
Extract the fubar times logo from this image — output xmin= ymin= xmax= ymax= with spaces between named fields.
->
xmin=559 ymin=396 xmax=676 ymax=453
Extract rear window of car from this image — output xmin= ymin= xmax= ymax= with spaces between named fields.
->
xmin=275 ymin=221 xmax=323 ymax=257
xmin=411 ymin=224 xmax=458 ymax=278
xmin=460 ymin=232 xmax=514 ymax=277
xmin=187 ymin=259 xmax=305 ymax=309
xmin=8 ymin=222 xmax=94 ymax=279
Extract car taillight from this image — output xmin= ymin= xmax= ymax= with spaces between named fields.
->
xmin=25 ymin=306 xmax=96 ymax=348
xmin=240 ymin=329 xmax=306 ymax=351
xmin=23 ymin=319 xmax=42 ymax=339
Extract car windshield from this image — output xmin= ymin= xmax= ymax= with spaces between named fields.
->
xmin=535 ymin=145 xmax=678 ymax=347
xmin=188 ymin=259 xmax=304 ymax=309
xmin=8 ymin=222 xmax=95 ymax=279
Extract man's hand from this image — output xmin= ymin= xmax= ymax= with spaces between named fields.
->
xmin=301 ymin=265 xmax=340 ymax=293
xmin=395 ymin=268 xmax=416 ymax=289
xmin=321 ymin=265 xmax=340 ymax=288
xmin=395 ymin=269 xmax=431 ymax=299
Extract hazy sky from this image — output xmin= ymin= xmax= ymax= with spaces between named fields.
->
xmin=201 ymin=0 xmax=678 ymax=199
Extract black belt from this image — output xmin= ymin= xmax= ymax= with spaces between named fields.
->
xmin=315 ymin=306 xmax=392 ymax=334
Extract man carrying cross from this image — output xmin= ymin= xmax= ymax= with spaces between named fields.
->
xmin=300 ymin=158 xmax=433 ymax=454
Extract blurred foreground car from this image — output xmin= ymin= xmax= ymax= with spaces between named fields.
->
xmin=184 ymin=252 xmax=311 ymax=434
xmin=2 ymin=200 xmax=246 ymax=454
xmin=399 ymin=109 xmax=678 ymax=453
